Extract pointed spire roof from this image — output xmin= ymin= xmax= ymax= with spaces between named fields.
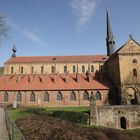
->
xmin=106 ymin=10 xmax=113 ymax=39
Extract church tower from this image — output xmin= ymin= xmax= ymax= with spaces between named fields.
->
xmin=106 ymin=10 xmax=115 ymax=56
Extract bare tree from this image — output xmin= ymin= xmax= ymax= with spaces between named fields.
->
xmin=0 ymin=13 xmax=7 ymax=41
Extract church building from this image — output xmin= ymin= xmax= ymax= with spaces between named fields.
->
xmin=0 ymin=10 xmax=140 ymax=109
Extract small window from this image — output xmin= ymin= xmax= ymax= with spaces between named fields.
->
xmin=30 ymin=92 xmax=35 ymax=102
xmin=73 ymin=66 xmax=76 ymax=73
xmin=57 ymin=92 xmax=62 ymax=101
xmin=91 ymin=65 xmax=94 ymax=72
xmin=44 ymin=92 xmax=49 ymax=102
xmin=31 ymin=66 xmax=34 ymax=74
xmin=41 ymin=66 xmax=44 ymax=74
xmin=132 ymin=59 xmax=137 ymax=64
xmin=83 ymin=91 xmax=89 ymax=100
xmin=51 ymin=66 xmax=55 ymax=73
xmin=82 ymin=66 xmax=85 ymax=73
xmin=4 ymin=92 xmax=8 ymax=102
xmin=133 ymin=69 xmax=137 ymax=77
xmin=17 ymin=92 xmax=22 ymax=102
xmin=108 ymin=91 xmax=113 ymax=100
xmin=100 ymin=65 xmax=103 ymax=72
xmin=21 ymin=66 xmax=24 ymax=74
xmin=64 ymin=66 xmax=67 ymax=73
xmin=70 ymin=91 xmax=76 ymax=101
xmin=95 ymin=91 xmax=101 ymax=100
xmin=11 ymin=67 xmax=14 ymax=74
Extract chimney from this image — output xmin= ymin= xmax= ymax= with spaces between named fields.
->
xmin=16 ymin=75 xmax=20 ymax=84
xmin=86 ymin=70 xmax=90 ymax=82
xmin=65 ymin=71 xmax=69 ymax=83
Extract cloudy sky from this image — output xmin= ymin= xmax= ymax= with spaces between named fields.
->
xmin=0 ymin=0 xmax=140 ymax=66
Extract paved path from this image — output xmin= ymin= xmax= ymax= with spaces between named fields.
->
xmin=0 ymin=107 xmax=9 ymax=140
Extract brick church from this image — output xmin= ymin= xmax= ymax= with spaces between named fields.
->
xmin=0 ymin=10 xmax=140 ymax=108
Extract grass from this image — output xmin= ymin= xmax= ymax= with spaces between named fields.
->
xmin=44 ymin=106 xmax=90 ymax=112
xmin=8 ymin=109 xmax=36 ymax=121
xmin=8 ymin=106 xmax=90 ymax=121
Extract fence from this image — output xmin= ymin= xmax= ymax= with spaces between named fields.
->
xmin=4 ymin=107 xmax=26 ymax=140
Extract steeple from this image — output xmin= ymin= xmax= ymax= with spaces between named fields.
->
xmin=106 ymin=10 xmax=115 ymax=56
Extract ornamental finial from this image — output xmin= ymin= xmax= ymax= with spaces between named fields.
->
xmin=12 ymin=45 xmax=17 ymax=57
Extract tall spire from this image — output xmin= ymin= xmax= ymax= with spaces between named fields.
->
xmin=106 ymin=9 xmax=115 ymax=56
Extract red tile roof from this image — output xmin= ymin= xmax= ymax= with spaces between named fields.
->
xmin=0 ymin=73 xmax=112 ymax=91
xmin=5 ymin=55 xmax=108 ymax=64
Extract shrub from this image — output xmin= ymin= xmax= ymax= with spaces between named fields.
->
xmin=24 ymin=107 xmax=47 ymax=116
xmin=50 ymin=111 xmax=89 ymax=124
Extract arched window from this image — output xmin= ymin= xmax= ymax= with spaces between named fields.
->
xmin=82 ymin=65 xmax=85 ymax=73
xmin=73 ymin=66 xmax=76 ymax=73
xmin=4 ymin=92 xmax=8 ymax=102
xmin=70 ymin=91 xmax=76 ymax=101
xmin=41 ymin=66 xmax=44 ymax=74
xmin=91 ymin=65 xmax=94 ymax=72
xmin=133 ymin=69 xmax=137 ymax=77
xmin=95 ymin=91 xmax=101 ymax=100
xmin=30 ymin=92 xmax=35 ymax=102
xmin=64 ymin=66 xmax=67 ymax=73
xmin=31 ymin=66 xmax=34 ymax=74
xmin=57 ymin=91 xmax=62 ymax=101
xmin=108 ymin=91 xmax=113 ymax=100
xmin=11 ymin=67 xmax=14 ymax=74
xmin=132 ymin=59 xmax=138 ymax=64
xmin=51 ymin=66 xmax=55 ymax=73
xmin=17 ymin=92 xmax=22 ymax=102
xmin=21 ymin=66 xmax=24 ymax=74
xmin=44 ymin=92 xmax=49 ymax=102
xmin=83 ymin=91 xmax=89 ymax=100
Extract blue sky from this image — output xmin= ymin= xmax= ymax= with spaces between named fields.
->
xmin=0 ymin=0 xmax=140 ymax=66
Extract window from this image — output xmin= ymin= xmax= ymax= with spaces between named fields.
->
xmin=21 ymin=66 xmax=24 ymax=74
xmin=83 ymin=91 xmax=89 ymax=100
xmin=108 ymin=91 xmax=113 ymax=100
xmin=31 ymin=66 xmax=34 ymax=74
xmin=132 ymin=59 xmax=138 ymax=64
xmin=64 ymin=66 xmax=67 ymax=73
xmin=51 ymin=66 xmax=55 ymax=73
xmin=133 ymin=69 xmax=137 ymax=77
xmin=41 ymin=66 xmax=44 ymax=74
xmin=73 ymin=65 xmax=76 ymax=73
xmin=91 ymin=65 xmax=94 ymax=72
xmin=17 ymin=92 xmax=22 ymax=102
xmin=30 ymin=92 xmax=35 ymax=102
xmin=11 ymin=67 xmax=14 ymax=74
xmin=82 ymin=66 xmax=85 ymax=73
xmin=44 ymin=92 xmax=49 ymax=102
xmin=100 ymin=65 xmax=103 ymax=72
xmin=95 ymin=91 xmax=101 ymax=100
xmin=70 ymin=91 xmax=76 ymax=101
xmin=57 ymin=92 xmax=62 ymax=101
xmin=4 ymin=92 xmax=8 ymax=102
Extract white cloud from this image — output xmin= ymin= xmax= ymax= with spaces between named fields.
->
xmin=70 ymin=0 xmax=97 ymax=29
xmin=8 ymin=20 xmax=46 ymax=47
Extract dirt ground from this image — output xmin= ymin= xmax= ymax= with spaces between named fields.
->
xmin=16 ymin=117 xmax=140 ymax=140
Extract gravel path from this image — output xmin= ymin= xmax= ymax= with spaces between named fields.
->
xmin=0 ymin=107 xmax=9 ymax=140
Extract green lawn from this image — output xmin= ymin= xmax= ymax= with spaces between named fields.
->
xmin=8 ymin=106 xmax=90 ymax=121
xmin=8 ymin=109 xmax=36 ymax=121
xmin=44 ymin=106 xmax=90 ymax=112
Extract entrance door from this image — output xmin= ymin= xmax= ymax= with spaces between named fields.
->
xmin=120 ymin=117 xmax=127 ymax=129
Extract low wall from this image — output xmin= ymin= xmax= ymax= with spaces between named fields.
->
xmin=90 ymin=105 xmax=140 ymax=129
